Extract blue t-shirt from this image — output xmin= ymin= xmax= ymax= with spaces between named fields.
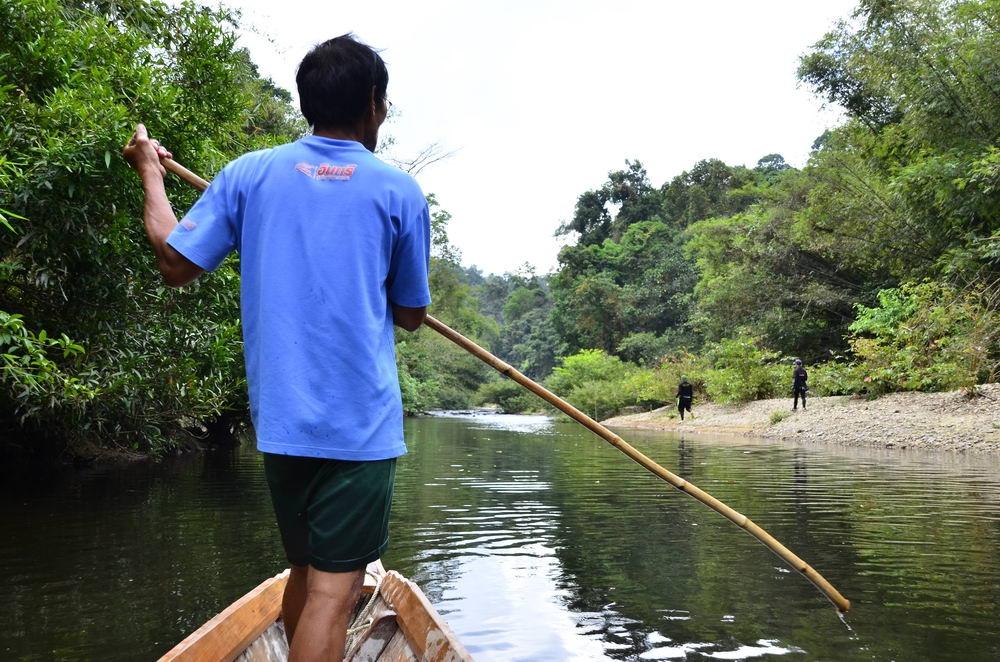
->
xmin=166 ymin=136 xmax=431 ymax=460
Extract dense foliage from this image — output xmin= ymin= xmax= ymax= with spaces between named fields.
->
xmin=848 ymin=281 xmax=999 ymax=394
xmin=0 ymin=0 xmax=500 ymax=459
xmin=0 ymin=0 xmax=301 ymax=457
xmin=395 ymin=197 xmax=497 ymax=414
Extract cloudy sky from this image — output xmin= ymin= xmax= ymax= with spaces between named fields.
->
xmin=229 ymin=0 xmax=857 ymax=275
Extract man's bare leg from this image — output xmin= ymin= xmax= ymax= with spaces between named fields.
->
xmin=287 ymin=566 xmax=365 ymax=662
xmin=282 ymin=564 xmax=309 ymax=644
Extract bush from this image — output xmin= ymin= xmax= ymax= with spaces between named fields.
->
xmin=544 ymin=348 xmax=709 ymax=419
xmin=809 ymin=361 xmax=866 ymax=396
xmin=849 ymin=281 xmax=999 ymax=394
xmin=618 ymin=368 xmax=673 ymax=408
xmin=703 ymin=336 xmax=784 ymax=403
xmin=560 ymin=380 xmax=631 ymax=420
xmin=545 ymin=350 xmax=651 ymax=419
xmin=397 ymin=365 xmax=440 ymax=415
xmin=474 ymin=379 xmax=538 ymax=413
xmin=397 ymin=330 xmax=487 ymax=412
xmin=0 ymin=312 xmax=98 ymax=422
xmin=769 ymin=410 xmax=791 ymax=425
xmin=546 ymin=349 xmax=632 ymax=394
xmin=654 ymin=352 xmax=709 ymax=401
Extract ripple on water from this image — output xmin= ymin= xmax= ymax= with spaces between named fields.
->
xmin=4 ymin=418 xmax=1000 ymax=661
xmin=428 ymin=410 xmax=556 ymax=434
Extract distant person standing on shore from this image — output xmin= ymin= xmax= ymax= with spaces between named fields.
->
xmin=792 ymin=359 xmax=808 ymax=410
xmin=677 ymin=377 xmax=694 ymax=420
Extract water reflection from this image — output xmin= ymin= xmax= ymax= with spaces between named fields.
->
xmin=393 ymin=416 xmax=601 ymax=659
xmin=429 ymin=410 xmax=557 ymax=435
xmin=2 ymin=415 xmax=999 ymax=660
xmin=390 ymin=416 xmax=1000 ymax=661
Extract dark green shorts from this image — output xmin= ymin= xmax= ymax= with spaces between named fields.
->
xmin=263 ymin=453 xmax=397 ymax=573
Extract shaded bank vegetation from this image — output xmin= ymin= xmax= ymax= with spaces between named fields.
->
xmin=0 ymin=0 xmax=500 ymax=460
xmin=1 ymin=0 xmax=302 ymax=459
xmin=2 ymin=0 xmax=998 ymax=461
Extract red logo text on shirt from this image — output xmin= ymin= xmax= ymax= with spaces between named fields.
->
xmin=295 ymin=162 xmax=357 ymax=181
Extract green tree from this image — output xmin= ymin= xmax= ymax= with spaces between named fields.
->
xmin=684 ymin=170 xmax=861 ymax=358
xmin=552 ymin=219 xmax=698 ymax=358
xmin=797 ymin=0 xmax=1000 ymax=284
xmin=660 ymin=158 xmax=757 ymax=228
xmin=396 ymin=197 xmax=497 ymax=412
xmin=702 ymin=336 xmax=785 ymax=404
xmin=557 ymin=160 xmax=663 ymax=245
xmin=0 ymin=0 xmax=303 ymax=457
xmin=849 ymin=281 xmax=999 ymax=393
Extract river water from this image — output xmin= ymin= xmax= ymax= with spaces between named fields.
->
xmin=2 ymin=413 xmax=999 ymax=660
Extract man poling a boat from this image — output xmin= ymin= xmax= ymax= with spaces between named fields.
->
xmin=123 ymin=34 xmax=431 ymax=662
xmin=133 ymin=41 xmax=850 ymax=660
xmin=155 ymin=163 xmax=853 ymax=623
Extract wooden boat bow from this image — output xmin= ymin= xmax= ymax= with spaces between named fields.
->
xmin=159 ymin=561 xmax=472 ymax=661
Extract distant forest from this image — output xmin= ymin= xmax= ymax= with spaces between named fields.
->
xmin=409 ymin=0 xmax=1000 ymax=417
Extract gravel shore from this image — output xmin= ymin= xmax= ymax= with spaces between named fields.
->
xmin=601 ymin=383 xmax=1000 ymax=454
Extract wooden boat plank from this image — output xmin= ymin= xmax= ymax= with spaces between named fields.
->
xmin=376 ymin=629 xmax=417 ymax=662
xmin=159 ymin=570 xmax=289 ymax=662
xmin=380 ymin=571 xmax=472 ymax=662
xmin=345 ymin=612 xmax=398 ymax=661
xmin=235 ymin=622 xmax=288 ymax=662
xmin=162 ymin=561 xmax=469 ymax=661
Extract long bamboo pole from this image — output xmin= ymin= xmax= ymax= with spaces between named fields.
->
xmin=163 ymin=158 xmax=210 ymax=190
xmin=160 ymin=157 xmax=851 ymax=613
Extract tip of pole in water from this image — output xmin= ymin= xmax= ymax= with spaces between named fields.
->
xmin=806 ymin=571 xmax=851 ymax=613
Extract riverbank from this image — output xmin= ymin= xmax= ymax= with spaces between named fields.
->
xmin=602 ymin=383 xmax=1000 ymax=453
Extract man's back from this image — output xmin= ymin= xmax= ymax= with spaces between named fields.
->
xmin=168 ymin=135 xmax=431 ymax=460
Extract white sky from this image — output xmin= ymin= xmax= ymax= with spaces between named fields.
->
xmin=228 ymin=0 xmax=856 ymax=275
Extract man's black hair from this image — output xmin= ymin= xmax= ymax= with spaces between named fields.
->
xmin=296 ymin=34 xmax=388 ymax=130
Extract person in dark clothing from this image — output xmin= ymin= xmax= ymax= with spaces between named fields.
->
xmin=792 ymin=359 xmax=808 ymax=410
xmin=677 ymin=377 xmax=694 ymax=420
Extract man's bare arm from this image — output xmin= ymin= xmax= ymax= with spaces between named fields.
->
xmin=122 ymin=124 xmax=204 ymax=287
xmin=392 ymin=305 xmax=427 ymax=332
